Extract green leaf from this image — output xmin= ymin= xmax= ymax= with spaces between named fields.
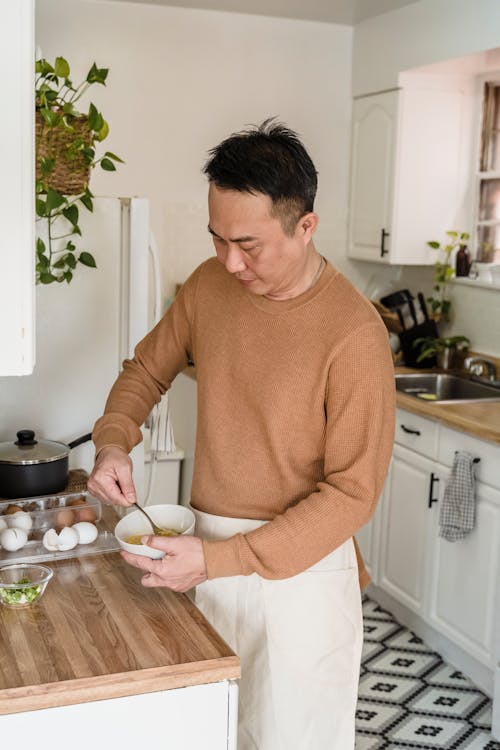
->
xmin=54 ymin=57 xmax=70 ymax=78
xmin=36 ymin=237 xmax=46 ymax=255
xmin=39 ymin=272 xmax=57 ymax=284
xmin=66 ymin=241 xmax=76 ymax=252
xmin=40 ymin=157 xmax=55 ymax=176
xmin=79 ymin=251 xmax=97 ymax=268
xmin=80 ymin=192 xmax=93 ymax=211
xmin=45 ymin=188 xmax=66 ymax=212
xmin=96 ymin=120 xmax=109 ymax=142
xmin=65 ymin=253 xmax=77 ymax=269
xmin=100 ymin=158 xmax=116 ymax=171
xmin=62 ymin=204 xmax=79 ymax=227
xmin=104 ymin=151 xmax=125 ymax=163
xmin=427 ymin=241 xmax=440 ymax=249
xmin=36 ymin=59 xmax=54 ymax=76
xmin=40 ymin=108 xmax=59 ymax=127
xmin=88 ymin=103 xmax=104 ymax=132
xmin=86 ymin=63 xmax=109 ymax=85
xmin=64 ymin=270 xmax=73 ymax=284
xmin=446 ymin=231 xmax=458 ymax=238
xmin=36 ymin=254 xmax=49 ymax=269
xmin=36 ymin=198 xmax=47 ymax=217
xmin=460 ymin=232 xmax=470 ymax=241
xmin=53 ymin=257 xmax=66 ymax=269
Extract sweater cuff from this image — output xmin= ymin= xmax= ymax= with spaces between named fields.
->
xmin=202 ymin=537 xmax=248 ymax=579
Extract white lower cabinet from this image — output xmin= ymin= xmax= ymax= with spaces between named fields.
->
xmin=358 ymin=408 xmax=500 ymax=728
xmin=428 ymin=471 xmax=500 ymax=668
xmin=378 ymin=444 xmax=437 ymax=617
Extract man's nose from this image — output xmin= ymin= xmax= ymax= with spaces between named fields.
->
xmin=225 ymin=245 xmax=246 ymax=273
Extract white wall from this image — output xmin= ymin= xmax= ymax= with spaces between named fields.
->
xmin=36 ymin=0 xmax=356 ymax=303
xmin=351 ymin=0 xmax=500 ymax=356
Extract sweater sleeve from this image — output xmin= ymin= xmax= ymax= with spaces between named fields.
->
xmin=92 ymin=265 xmax=201 ymax=455
xmin=202 ymin=320 xmax=395 ymax=580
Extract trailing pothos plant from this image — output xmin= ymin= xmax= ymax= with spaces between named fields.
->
xmin=35 ymin=56 xmax=123 ymax=284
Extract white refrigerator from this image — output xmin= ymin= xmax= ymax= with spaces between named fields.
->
xmin=0 ymin=196 xmax=157 ymax=499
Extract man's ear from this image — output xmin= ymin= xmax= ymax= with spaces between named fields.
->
xmin=297 ymin=212 xmax=319 ymax=244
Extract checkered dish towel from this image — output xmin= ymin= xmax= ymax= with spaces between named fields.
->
xmin=439 ymin=451 xmax=476 ymax=542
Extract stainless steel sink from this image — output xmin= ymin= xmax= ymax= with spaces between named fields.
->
xmin=395 ymin=373 xmax=500 ymax=403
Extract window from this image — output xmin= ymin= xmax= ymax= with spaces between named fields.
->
xmin=476 ymin=79 xmax=500 ymax=262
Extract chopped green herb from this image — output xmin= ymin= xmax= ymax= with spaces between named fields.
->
xmin=0 ymin=577 xmax=42 ymax=606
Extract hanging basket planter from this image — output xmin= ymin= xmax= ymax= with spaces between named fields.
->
xmin=35 ymin=111 xmax=92 ymax=196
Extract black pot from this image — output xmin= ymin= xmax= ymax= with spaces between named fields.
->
xmin=0 ymin=429 xmax=92 ymax=499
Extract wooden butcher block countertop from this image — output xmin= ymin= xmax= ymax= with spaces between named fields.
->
xmin=0 ymin=508 xmax=239 ymax=715
xmin=395 ymin=366 xmax=500 ymax=444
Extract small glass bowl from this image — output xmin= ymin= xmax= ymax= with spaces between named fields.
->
xmin=0 ymin=563 xmax=53 ymax=608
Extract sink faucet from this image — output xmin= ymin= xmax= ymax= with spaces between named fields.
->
xmin=464 ymin=356 xmax=497 ymax=381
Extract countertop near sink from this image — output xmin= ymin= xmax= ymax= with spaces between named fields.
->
xmin=0 ymin=506 xmax=239 ymax=715
xmin=395 ymin=366 xmax=500 ymax=444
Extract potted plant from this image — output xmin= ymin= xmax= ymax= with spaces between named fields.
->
xmin=35 ymin=56 xmax=123 ymax=284
xmin=426 ymin=230 xmax=470 ymax=321
xmin=413 ymin=335 xmax=470 ymax=370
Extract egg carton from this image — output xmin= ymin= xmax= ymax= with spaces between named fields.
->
xmin=0 ymin=491 xmax=120 ymax=566
xmin=0 ymin=491 xmax=101 ymax=535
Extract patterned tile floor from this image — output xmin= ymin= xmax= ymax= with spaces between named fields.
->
xmin=356 ymin=597 xmax=500 ymax=749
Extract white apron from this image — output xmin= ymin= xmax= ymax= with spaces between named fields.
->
xmin=192 ymin=506 xmax=363 ymax=750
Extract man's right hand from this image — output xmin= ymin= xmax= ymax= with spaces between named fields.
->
xmin=87 ymin=446 xmax=137 ymax=507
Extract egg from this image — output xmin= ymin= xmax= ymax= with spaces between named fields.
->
xmin=72 ymin=522 xmax=98 ymax=545
xmin=42 ymin=526 xmax=78 ymax=552
xmin=54 ymin=508 xmax=75 ymax=531
xmin=67 ymin=497 xmax=97 ymax=522
xmin=7 ymin=510 xmax=33 ymax=533
xmin=0 ymin=527 xmax=28 ymax=552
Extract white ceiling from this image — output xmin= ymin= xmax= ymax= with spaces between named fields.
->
xmin=101 ymin=0 xmax=421 ymax=25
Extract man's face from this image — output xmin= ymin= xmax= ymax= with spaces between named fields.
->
xmin=208 ymin=183 xmax=314 ymax=299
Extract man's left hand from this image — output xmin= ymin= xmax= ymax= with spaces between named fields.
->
xmin=121 ymin=535 xmax=207 ymax=592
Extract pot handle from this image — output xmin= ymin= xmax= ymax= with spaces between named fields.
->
xmin=68 ymin=433 xmax=92 ymax=450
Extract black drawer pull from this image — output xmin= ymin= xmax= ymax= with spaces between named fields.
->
xmin=428 ymin=472 xmax=439 ymax=508
xmin=400 ymin=424 xmax=421 ymax=436
xmin=380 ymin=228 xmax=389 ymax=257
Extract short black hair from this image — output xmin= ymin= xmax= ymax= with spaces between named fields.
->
xmin=203 ymin=118 xmax=318 ymax=235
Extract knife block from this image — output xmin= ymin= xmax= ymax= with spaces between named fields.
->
xmin=399 ymin=320 xmax=439 ymax=368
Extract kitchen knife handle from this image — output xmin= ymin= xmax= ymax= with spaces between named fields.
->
xmin=380 ymin=228 xmax=389 ymax=257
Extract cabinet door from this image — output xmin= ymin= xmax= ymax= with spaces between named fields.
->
xmin=379 ymin=444 xmax=437 ymax=615
xmin=429 ymin=477 xmax=500 ymax=668
xmin=347 ymin=90 xmax=398 ymax=262
xmin=0 ymin=0 xmax=35 ymax=375
xmin=355 ymin=468 xmax=389 ymax=584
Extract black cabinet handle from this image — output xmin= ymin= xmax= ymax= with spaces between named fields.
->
xmin=380 ymin=228 xmax=389 ymax=257
xmin=400 ymin=424 xmax=421 ymax=436
xmin=428 ymin=472 xmax=439 ymax=508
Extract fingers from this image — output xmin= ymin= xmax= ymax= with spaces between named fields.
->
xmin=120 ymin=550 xmax=165 ymax=572
xmin=87 ymin=447 xmax=136 ymax=507
xmin=114 ymin=463 xmax=137 ymax=504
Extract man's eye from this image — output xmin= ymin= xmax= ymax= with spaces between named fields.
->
xmin=240 ymin=245 xmax=257 ymax=252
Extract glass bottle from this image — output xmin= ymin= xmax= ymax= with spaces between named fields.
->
xmin=455 ymin=244 xmax=471 ymax=277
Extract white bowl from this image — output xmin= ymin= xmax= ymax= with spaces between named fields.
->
xmin=114 ymin=504 xmax=195 ymax=559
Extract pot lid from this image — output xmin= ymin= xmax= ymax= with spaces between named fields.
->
xmin=0 ymin=430 xmax=70 ymax=465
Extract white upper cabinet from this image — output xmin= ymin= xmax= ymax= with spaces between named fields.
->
xmin=348 ymin=83 xmax=472 ymax=265
xmin=0 ymin=1 xmax=35 ymax=375
xmin=348 ymin=90 xmax=397 ymax=262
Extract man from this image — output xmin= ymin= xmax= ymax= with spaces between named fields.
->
xmin=88 ymin=119 xmax=395 ymax=749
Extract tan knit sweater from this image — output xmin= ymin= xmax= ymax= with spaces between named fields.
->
xmin=93 ymin=257 xmax=395 ymax=583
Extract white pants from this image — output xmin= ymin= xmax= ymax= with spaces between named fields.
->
xmin=192 ymin=507 xmax=363 ymax=750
